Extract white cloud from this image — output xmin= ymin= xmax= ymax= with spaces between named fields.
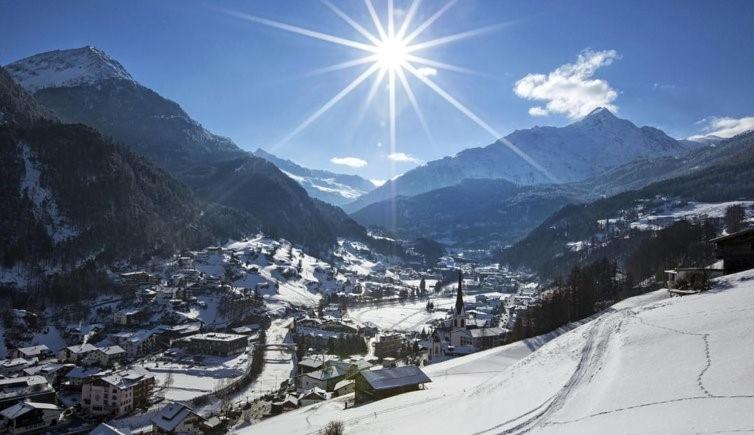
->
xmin=370 ymin=179 xmax=386 ymax=187
xmin=330 ymin=156 xmax=367 ymax=168
xmin=528 ymin=106 xmax=548 ymax=117
xmin=514 ymin=49 xmax=620 ymax=120
xmin=415 ymin=67 xmax=438 ymax=77
xmin=388 ymin=152 xmax=422 ymax=164
xmin=688 ymin=116 xmax=754 ymax=141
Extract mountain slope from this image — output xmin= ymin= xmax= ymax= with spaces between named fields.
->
xmin=351 ymin=178 xmax=577 ymax=248
xmin=502 ymin=132 xmax=754 ymax=276
xmin=0 ymin=67 xmax=256 ymax=286
xmin=344 ymin=108 xmax=695 ymax=212
xmin=6 ymin=47 xmax=365 ymax=248
xmin=243 ymin=271 xmax=754 ymax=434
xmin=254 ymin=148 xmax=374 ymax=206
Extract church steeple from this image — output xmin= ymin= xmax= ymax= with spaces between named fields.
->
xmin=455 ymin=269 xmax=465 ymax=316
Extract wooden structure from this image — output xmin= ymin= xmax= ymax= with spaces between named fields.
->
xmin=712 ymin=228 xmax=754 ymax=274
xmin=354 ymin=366 xmax=430 ymax=404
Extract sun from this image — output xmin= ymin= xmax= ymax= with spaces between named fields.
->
xmin=376 ymin=37 xmax=408 ymax=71
xmin=222 ymin=0 xmax=557 ymax=183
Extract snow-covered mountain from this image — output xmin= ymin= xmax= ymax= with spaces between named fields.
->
xmin=253 ymin=148 xmax=375 ymax=206
xmin=242 ymin=269 xmax=754 ymax=434
xmin=5 ymin=46 xmax=371 ymax=248
xmin=6 ymin=46 xmax=135 ymax=92
xmin=345 ymin=108 xmax=698 ymax=212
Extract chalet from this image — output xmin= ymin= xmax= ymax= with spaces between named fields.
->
xmin=373 ymin=333 xmax=405 ymax=359
xmin=58 ymin=343 xmax=98 ymax=363
xmin=299 ymin=387 xmax=328 ymax=407
xmin=270 ymin=395 xmax=299 ymax=415
xmin=298 ymin=358 xmax=325 ymax=375
xmin=0 ymin=358 xmax=35 ymax=376
xmin=354 ymin=366 xmax=431 ymax=404
xmin=174 ymin=333 xmax=248 ymax=356
xmin=63 ymin=366 xmax=106 ymax=390
xmin=333 ymin=379 xmax=355 ymax=397
xmin=10 ymin=345 xmax=52 ymax=361
xmin=0 ymin=401 xmax=61 ymax=434
xmin=22 ymin=363 xmax=73 ymax=386
xmin=300 ymin=361 xmax=357 ymax=391
xmin=151 ymin=402 xmax=218 ymax=434
xmin=712 ymin=227 xmax=754 ymax=274
xmin=119 ymin=271 xmax=159 ymax=287
xmin=0 ymin=376 xmax=56 ymax=411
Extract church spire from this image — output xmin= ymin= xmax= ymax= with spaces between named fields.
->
xmin=455 ymin=269 xmax=464 ymax=315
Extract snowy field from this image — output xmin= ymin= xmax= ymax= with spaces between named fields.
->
xmin=140 ymin=351 xmax=250 ymax=401
xmin=347 ymin=294 xmax=506 ymax=332
xmin=241 ymin=270 xmax=754 ymax=434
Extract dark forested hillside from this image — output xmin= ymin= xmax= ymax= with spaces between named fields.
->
xmin=351 ymin=178 xmax=577 ymax=248
xmin=500 ymin=132 xmax=754 ymax=277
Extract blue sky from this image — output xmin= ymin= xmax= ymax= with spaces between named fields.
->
xmin=2 ymin=0 xmax=754 ymax=181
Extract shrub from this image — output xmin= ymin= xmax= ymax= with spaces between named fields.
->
xmin=321 ymin=420 xmax=345 ymax=435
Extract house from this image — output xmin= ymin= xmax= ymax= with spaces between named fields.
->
xmin=300 ymin=361 xmax=357 ymax=391
xmin=712 ymin=227 xmax=754 ymax=274
xmin=354 ymin=366 xmax=431 ymax=404
xmin=299 ymin=387 xmax=328 ymax=407
xmin=81 ymin=346 xmax=126 ymax=367
xmin=58 ymin=343 xmax=98 ymax=363
xmin=0 ymin=358 xmax=36 ymax=376
xmin=665 ymin=267 xmax=724 ymax=291
xmin=81 ymin=368 xmax=155 ymax=417
xmin=332 ymin=379 xmax=355 ymax=397
xmin=151 ymin=402 xmax=220 ymax=434
xmin=174 ymin=333 xmax=248 ymax=356
xmin=63 ymin=366 xmax=107 ymax=390
xmin=297 ymin=357 xmax=325 ymax=375
xmin=270 ymin=395 xmax=299 ymax=415
xmin=373 ymin=333 xmax=405 ymax=359
xmin=90 ymin=423 xmax=131 ymax=435
xmin=119 ymin=271 xmax=159 ymax=286
xmin=109 ymin=330 xmax=159 ymax=357
xmin=21 ymin=363 xmax=73 ymax=386
xmin=468 ymin=327 xmax=507 ymax=350
xmin=0 ymin=401 xmax=61 ymax=434
xmin=0 ymin=376 xmax=56 ymax=411
xmin=10 ymin=345 xmax=52 ymax=361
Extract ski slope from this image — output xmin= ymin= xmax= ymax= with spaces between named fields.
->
xmin=238 ymin=270 xmax=754 ymax=434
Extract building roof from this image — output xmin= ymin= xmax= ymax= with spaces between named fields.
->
xmin=711 ymin=227 xmax=754 ymax=243
xmin=15 ymin=344 xmax=50 ymax=357
xmin=66 ymin=343 xmax=98 ymax=354
xmin=468 ymin=327 xmax=506 ymax=339
xmin=90 ymin=423 xmax=130 ymax=435
xmin=151 ymin=402 xmax=202 ymax=432
xmin=333 ymin=379 xmax=355 ymax=391
xmin=359 ymin=366 xmax=431 ymax=391
xmin=0 ymin=401 xmax=60 ymax=419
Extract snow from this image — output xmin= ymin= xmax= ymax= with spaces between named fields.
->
xmin=7 ymin=46 xmax=135 ymax=92
xmin=630 ymin=200 xmax=754 ymax=231
xmin=240 ymin=270 xmax=754 ymax=434
xmin=18 ymin=142 xmax=78 ymax=243
xmin=347 ymin=298 xmax=456 ymax=332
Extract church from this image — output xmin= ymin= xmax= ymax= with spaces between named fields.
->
xmin=428 ymin=271 xmax=507 ymax=362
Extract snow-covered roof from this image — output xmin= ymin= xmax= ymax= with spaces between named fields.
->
xmin=151 ymin=402 xmax=201 ymax=432
xmin=0 ymin=401 xmax=60 ymax=419
xmin=359 ymin=366 xmax=431 ymax=391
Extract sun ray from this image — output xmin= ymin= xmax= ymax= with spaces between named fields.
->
xmin=403 ymin=0 xmax=458 ymax=44
xmin=407 ymin=23 xmax=505 ymax=52
xmin=404 ymin=63 xmax=559 ymax=182
xmin=389 ymin=69 xmax=397 ymax=152
xmin=396 ymin=66 xmax=435 ymax=146
xmin=405 ymin=54 xmax=482 ymax=76
xmin=387 ymin=0 xmax=395 ymax=38
xmin=304 ymin=55 xmax=379 ymax=77
xmin=345 ymin=68 xmax=387 ymax=143
xmin=274 ymin=63 xmax=380 ymax=149
xmin=364 ymin=0 xmax=388 ymax=41
xmin=221 ymin=8 xmax=377 ymax=53
xmin=396 ymin=0 xmax=422 ymax=40
xmin=320 ymin=0 xmax=381 ymax=46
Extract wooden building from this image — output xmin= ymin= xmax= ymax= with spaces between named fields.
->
xmin=713 ymin=228 xmax=754 ymax=274
xmin=354 ymin=366 xmax=431 ymax=404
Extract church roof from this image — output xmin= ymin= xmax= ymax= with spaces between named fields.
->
xmin=455 ymin=270 xmax=464 ymax=315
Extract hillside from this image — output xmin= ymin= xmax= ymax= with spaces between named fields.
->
xmin=254 ymin=148 xmax=374 ymax=206
xmin=6 ymin=47 xmax=370 ymax=248
xmin=502 ymin=132 xmax=754 ymax=276
xmin=351 ymin=178 xmax=578 ymax=248
xmin=240 ymin=270 xmax=754 ymax=434
xmin=345 ymin=108 xmax=695 ymax=212
xmin=0 ymin=68 xmax=257 ymax=289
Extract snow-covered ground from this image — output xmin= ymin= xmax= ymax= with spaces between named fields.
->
xmin=232 ymin=319 xmax=295 ymax=405
xmin=630 ymin=200 xmax=754 ymax=231
xmin=241 ymin=270 xmax=754 ymax=434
